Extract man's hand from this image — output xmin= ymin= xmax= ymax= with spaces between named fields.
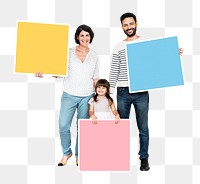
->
xmin=179 ymin=48 xmax=184 ymax=56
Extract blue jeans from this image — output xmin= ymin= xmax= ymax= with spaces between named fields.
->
xmin=117 ymin=87 xmax=149 ymax=160
xmin=59 ymin=92 xmax=93 ymax=158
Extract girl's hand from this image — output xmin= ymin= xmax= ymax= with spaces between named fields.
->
xmin=115 ymin=114 xmax=120 ymax=124
xmin=35 ymin=72 xmax=43 ymax=78
xmin=91 ymin=115 xmax=97 ymax=124
xmin=179 ymin=48 xmax=184 ymax=56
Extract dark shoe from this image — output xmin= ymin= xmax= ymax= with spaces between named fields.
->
xmin=58 ymin=153 xmax=73 ymax=166
xmin=76 ymin=158 xmax=78 ymax=166
xmin=58 ymin=162 xmax=66 ymax=166
xmin=140 ymin=159 xmax=150 ymax=171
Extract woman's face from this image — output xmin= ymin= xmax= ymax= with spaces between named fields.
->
xmin=77 ymin=30 xmax=91 ymax=47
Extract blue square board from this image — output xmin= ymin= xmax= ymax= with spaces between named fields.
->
xmin=125 ymin=36 xmax=184 ymax=93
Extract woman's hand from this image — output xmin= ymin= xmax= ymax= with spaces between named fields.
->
xmin=35 ymin=72 xmax=43 ymax=78
xmin=35 ymin=72 xmax=61 ymax=78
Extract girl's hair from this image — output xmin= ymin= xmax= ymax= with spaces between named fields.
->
xmin=93 ymin=79 xmax=113 ymax=106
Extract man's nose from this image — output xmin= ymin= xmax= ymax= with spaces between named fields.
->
xmin=127 ymin=24 xmax=131 ymax=29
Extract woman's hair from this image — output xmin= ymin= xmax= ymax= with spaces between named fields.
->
xmin=74 ymin=24 xmax=94 ymax=44
xmin=93 ymin=79 xmax=113 ymax=106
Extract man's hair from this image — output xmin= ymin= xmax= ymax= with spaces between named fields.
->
xmin=120 ymin=12 xmax=137 ymax=24
xmin=74 ymin=24 xmax=94 ymax=44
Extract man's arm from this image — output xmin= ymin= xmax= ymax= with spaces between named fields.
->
xmin=109 ymin=52 xmax=120 ymax=94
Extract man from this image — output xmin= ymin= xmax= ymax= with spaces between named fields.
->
xmin=109 ymin=12 xmax=150 ymax=171
xmin=109 ymin=12 xmax=184 ymax=171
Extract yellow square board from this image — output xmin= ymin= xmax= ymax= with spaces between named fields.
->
xmin=15 ymin=22 xmax=69 ymax=76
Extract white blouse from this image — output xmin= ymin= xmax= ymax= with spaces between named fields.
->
xmin=63 ymin=47 xmax=100 ymax=96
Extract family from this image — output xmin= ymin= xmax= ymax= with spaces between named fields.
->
xmin=35 ymin=12 xmax=184 ymax=171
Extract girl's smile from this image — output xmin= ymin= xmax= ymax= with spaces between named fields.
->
xmin=96 ymin=86 xmax=107 ymax=96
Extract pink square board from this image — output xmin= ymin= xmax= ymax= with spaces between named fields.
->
xmin=79 ymin=119 xmax=130 ymax=171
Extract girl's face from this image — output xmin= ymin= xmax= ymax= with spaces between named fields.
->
xmin=77 ymin=30 xmax=91 ymax=47
xmin=96 ymin=86 xmax=107 ymax=96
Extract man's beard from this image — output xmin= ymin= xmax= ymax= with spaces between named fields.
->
xmin=124 ymin=27 xmax=137 ymax=37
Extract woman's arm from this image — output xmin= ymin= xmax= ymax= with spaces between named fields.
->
xmin=93 ymin=79 xmax=99 ymax=87
xmin=92 ymin=56 xmax=100 ymax=87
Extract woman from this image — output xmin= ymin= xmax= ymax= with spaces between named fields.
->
xmin=36 ymin=24 xmax=99 ymax=166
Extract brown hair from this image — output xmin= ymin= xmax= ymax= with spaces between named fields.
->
xmin=93 ymin=79 xmax=113 ymax=106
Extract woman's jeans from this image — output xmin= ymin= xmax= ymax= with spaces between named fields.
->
xmin=59 ymin=92 xmax=93 ymax=158
xmin=117 ymin=87 xmax=149 ymax=160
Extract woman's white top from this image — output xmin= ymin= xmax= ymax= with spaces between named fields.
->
xmin=63 ymin=47 xmax=100 ymax=97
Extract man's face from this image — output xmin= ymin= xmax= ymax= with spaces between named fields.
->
xmin=122 ymin=17 xmax=137 ymax=37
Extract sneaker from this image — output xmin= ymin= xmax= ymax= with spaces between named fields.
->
xmin=140 ymin=159 xmax=150 ymax=171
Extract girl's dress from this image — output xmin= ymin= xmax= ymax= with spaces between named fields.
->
xmin=88 ymin=96 xmax=115 ymax=119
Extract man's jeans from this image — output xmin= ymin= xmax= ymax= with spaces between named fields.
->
xmin=59 ymin=92 xmax=93 ymax=158
xmin=117 ymin=87 xmax=149 ymax=159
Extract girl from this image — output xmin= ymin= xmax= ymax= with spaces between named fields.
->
xmin=89 ymin=79 xmax=120 ymax=123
